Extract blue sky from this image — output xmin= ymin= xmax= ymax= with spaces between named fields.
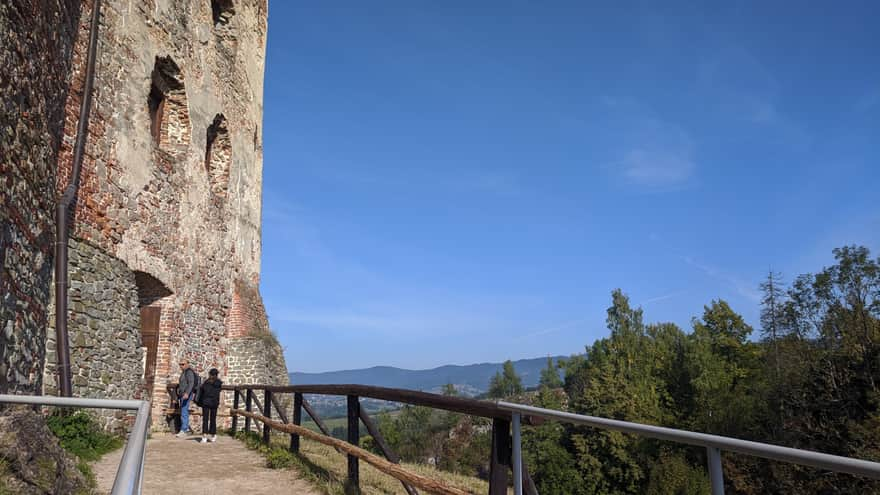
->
xmin=259 ymin=1 xmax=879 ymax=373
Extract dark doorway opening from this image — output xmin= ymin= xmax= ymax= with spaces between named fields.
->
xmin=134 ymin=271 xmax=172 ymax=399
xmin=139 ymin=306 xmax=160 ymax=395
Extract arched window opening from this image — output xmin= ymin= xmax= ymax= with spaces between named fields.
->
xmin=212 ymin=0 xmax=235 ymax=26
xmin=148 ymin=56 xmax=190 ymax=153
xmin=205 ymin=113 xmax=231 ymax=199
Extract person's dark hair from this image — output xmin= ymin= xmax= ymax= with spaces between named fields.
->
xmin=208 ymin=368 xmax=219 ymax=381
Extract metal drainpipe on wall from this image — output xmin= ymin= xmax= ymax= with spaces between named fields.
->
xmin=54 ymin=0 xmax=102 ymax=397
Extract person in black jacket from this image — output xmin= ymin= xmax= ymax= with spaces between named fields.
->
xmin=199 ymin=368 xmax=223 ymax=443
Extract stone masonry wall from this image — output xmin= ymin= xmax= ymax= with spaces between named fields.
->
xmin=226 ymin=337 xmax=289 ymax=387
xmin=224 ymin=334 xmax=290 ymax=428
xmin=45 ymin=0 xmax=274 ymax=427
xmin=2 ymin=0 xmax=283 ymax=433
xmin=0 ymin=0 xmax=82 ymax=394
xmin=44 ymin=239 xmax=143 ymax=432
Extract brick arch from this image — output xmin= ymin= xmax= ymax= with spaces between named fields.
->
xmin=133 ymin=270 xmax=172 ymax=307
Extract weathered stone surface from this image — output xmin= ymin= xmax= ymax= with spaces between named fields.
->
xmin=0 ymin=0 xmax=81 ymax=395
xmin=44 ymin=239 xmax=142 ymax=432
xmin=3 ymin=0 xmax=286 ymax=433
xmin=0 ymin=408 xmax=89 ymax=495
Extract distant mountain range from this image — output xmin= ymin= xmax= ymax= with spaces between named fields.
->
xmin=288 ymin=356 xmax=567 ymax=396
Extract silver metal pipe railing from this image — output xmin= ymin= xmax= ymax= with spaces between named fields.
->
xmin=498 ymin=400 xmax=880 ymax=495
xmin=0 ymin=394 xmax=151 ymax=495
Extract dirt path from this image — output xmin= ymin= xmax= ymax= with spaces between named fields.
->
xmin=92 ymin=433 xmax=321 ymax=495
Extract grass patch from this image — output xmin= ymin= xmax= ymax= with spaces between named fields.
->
xmin=249 ymin=328 xmax=282 ymax=348
xmin=266 ymin=448 xmax=296 ymax=469
xmin=231 ymin=429 xmax=497 ymax=494
xmin=47 ymin=410 xmax=123 ymax=492
xmin=0 ymin=457 xmax=12 ymax=495
xmin=47 ymin=411 xmax=124 ymax=462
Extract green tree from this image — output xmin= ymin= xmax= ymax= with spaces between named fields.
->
xmin=539 ymin=356 xmax=563 ymax=389
xmin=441 ymin=383 xmax=458 ymax=396
xmin=488 ymin=360 xmax=524 ymax=398
xmin=686 ymin=300 xmax=764 ymax=437
xmin=760 ymin=270 xmax=785 ymax=380
xmin=562 ymin=290 xmax=677 ymax=494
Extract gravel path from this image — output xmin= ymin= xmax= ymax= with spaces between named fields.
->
xmin=93 ymin=433 xmax=321 ymax=494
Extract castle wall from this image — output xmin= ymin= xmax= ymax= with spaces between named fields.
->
xmin=3 ymin=0 xmax=285 ymax=431
xmin=46 ymin=0 xmax=274 ymax=426
xmin=0 ymin=0 xmax=82 ymax=395
xmin=44 ymin=239 xmax=144 ymax=432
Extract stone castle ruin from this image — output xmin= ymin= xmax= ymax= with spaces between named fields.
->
xmin=1 ymin=0 xmax=288 ymax=430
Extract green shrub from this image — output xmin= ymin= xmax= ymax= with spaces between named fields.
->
xmin=46 ymin=411 xmax=123 ymax=462
xmin=0 ymin=458 xmax=12 ymax=495
xmin=236 ymin=430 xmax=265 ymax=451
xmin=266 ymin=448 xmax=295 ymax=469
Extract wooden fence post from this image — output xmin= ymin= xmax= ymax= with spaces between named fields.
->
xmin=291 ymin=392 xmax=302 ymax=453
xmin=245 ymin=388 xmax=253 ymax=434
xmin=347 ymin=395 xmax=360 ymax=494
xmin=231 ymin=389 xmax=240 ymax=435
xmin=263 ymin=389 xmax=272 ymax=445
xmin=489 ymin=418 xmax=511 ymax=495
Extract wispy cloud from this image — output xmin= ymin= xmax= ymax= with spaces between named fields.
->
xmin=647 ymin=233 xmax=761 ymax=304
xmin=639 ymin=291 xmax=683 ymax=305
xmin=680 ymin=255 xmax=761 ymax=302
xmin=261 ymin=194 xmax=536 ymax=339
xmin=619 ymin=148 xmax=696 ymax=188
xmin=696 ymin=44 xmax=810 ymax=147
xmin=595 ymin=97 xmax=698 ymax=189
xmin=269 ymin=302 xmax=519 ymax=339
xmin=607 ymin=117 xmax=697 ymax=189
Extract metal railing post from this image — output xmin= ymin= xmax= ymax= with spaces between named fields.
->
xmin=0 ymin=394 xmax=151 ymax=495
xmin=291 ymin=392 xmax=302 ymax=453
xmin=231 ymin=389 xmax=240 ymax=435
xmin=512 ymin=412 xmax=523 ymax=495
xmin=263 ymin=389 xmax=272 ymax=445
xmin=245 ymin=388 xmax=253 ymax=434
xmin=708 ymin=447 xmax=725 ymax=495
xmin=110 ymin=400 xmax=150 ymax=495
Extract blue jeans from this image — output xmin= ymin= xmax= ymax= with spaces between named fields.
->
xmin=180 ymin=396 xmax=191 ymax=432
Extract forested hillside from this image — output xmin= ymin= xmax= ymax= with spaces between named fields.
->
xmin=373 ymin=246 xmax=880 ymax=494
xmin=289 ymin=356 xmax=562 ymax=395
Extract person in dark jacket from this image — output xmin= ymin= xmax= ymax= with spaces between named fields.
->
xmin=199 ymin=368 xmax=223 ymax=443
xmin=176 ymin=359 xmax=196 ymax=437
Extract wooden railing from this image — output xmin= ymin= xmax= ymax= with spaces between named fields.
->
xmin=221 ymin=384 xmax=539 ymax=495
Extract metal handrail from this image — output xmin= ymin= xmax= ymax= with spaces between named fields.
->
xmin=498 ymin=401 xmax=880 ymax=495
xmin=0 ymin=394 xmax=151 ymax=495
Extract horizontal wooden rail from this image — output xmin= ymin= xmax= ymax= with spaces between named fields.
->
xmin=223 ymin=384 xmax=523 ymax=421
xmin=231 ymin=408 xmax=469 ymax=495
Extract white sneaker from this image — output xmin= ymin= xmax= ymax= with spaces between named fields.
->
xmin=175 ymin=430 xmax=188 ymax=438
xmin=210 ymin=435 xmax=217 ymax=443
xmin=200 ymin=436 xmax=208 ymax=443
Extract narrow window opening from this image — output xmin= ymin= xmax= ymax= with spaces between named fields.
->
xmin=205 ymin=114 xmax=231 ymax=199
xmin=148 ymin=56 xmax=189 ymax=153
xmin=148 ymin=85 xmax=165 ymax=143
xmin=211 ymin=0 xmax=235 ymax=26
